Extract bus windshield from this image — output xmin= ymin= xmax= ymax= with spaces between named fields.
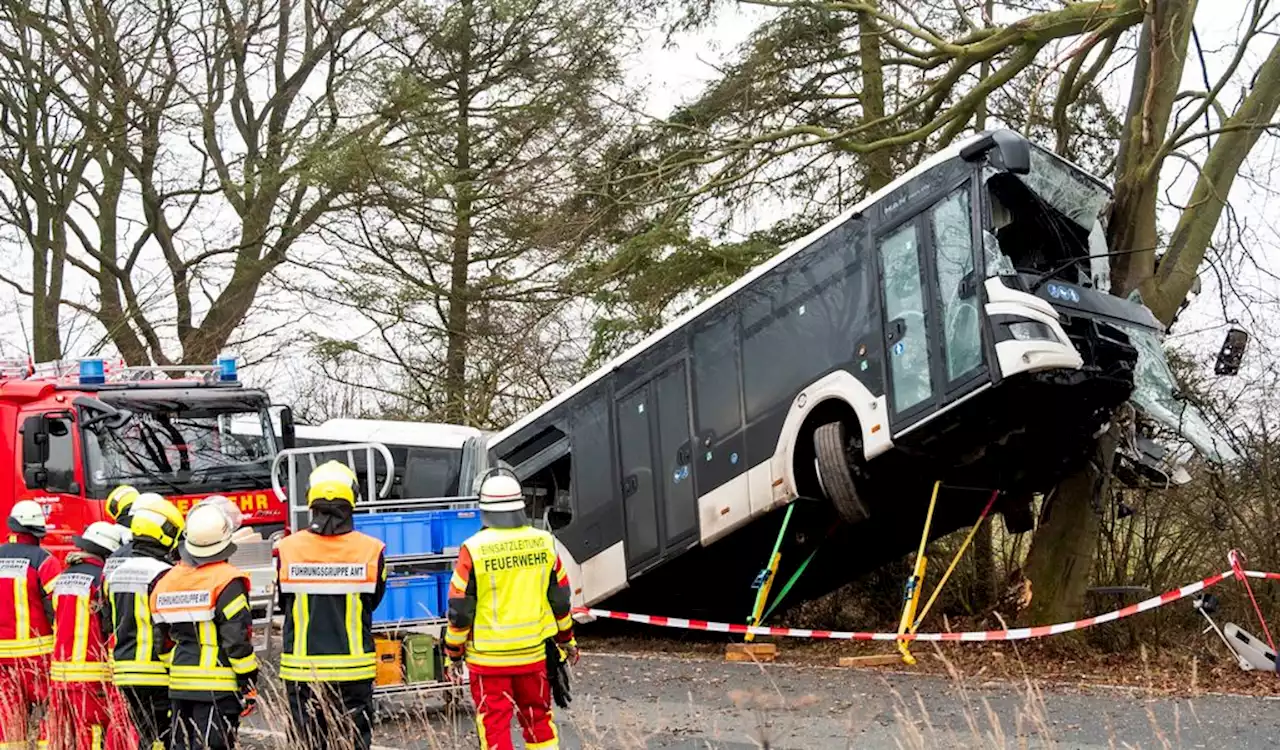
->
xmin=83 ymin=405 xmax=276 ymax=495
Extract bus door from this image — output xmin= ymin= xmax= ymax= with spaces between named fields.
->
xmin=615 ymin=361 xmax=699 ymax=574
xmin=877 ymin=182 xmax=988 ymax=432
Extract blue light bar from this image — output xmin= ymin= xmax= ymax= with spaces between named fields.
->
xmin=79 ymin=358 xmax=106 ymax=385
xmin=216 ymin=353 xmax=238 ymax=383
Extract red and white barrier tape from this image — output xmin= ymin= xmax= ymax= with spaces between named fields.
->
xmin=571 ymin=569 xmax=1280 ymax=642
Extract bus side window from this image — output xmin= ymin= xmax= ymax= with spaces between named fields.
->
xmin=44 ymin=416 xmax=77 ymax=493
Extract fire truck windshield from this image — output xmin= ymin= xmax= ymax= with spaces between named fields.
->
xmin=81 ymin=404 xmax=276 ymax=496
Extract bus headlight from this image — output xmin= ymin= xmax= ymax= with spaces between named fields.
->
xmin=1006 ymin=320 xmax=1059 ymax=343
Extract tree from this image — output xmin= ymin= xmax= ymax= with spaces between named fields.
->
xmin=0 ymin=0 xmax=400 ymax=365
xmin=597 ymin=0 xmax=1279 ymax=622
xmin=306 ymin=0 xmax=643 ymax=427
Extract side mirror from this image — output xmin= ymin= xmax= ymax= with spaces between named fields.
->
xmin=546 ymin=507 xmax=572 ymax=531
xmin=959 ymin=129 xmax=1031 ymax=175
xmin=278 ymin=405 xmax=297 ymax=449
xmin=1215 ymin=328 xmax=1248 ymax=376
xmin=21 ymin=414 xmax=51 ymax=467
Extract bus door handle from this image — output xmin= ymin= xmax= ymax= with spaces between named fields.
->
xmin=676 ymin=444 xmax=692 ymax=466
xmin=622 ymin=475 xmax=639 ymax=498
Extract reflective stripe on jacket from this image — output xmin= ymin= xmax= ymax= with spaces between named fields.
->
xmin=0 ymin=535 xmax=62 ymax=659
xmin=50 ymin=559 xmax=109 ymax=683
xmin=105 ymin=554 xmax=172 ymax=687
xmin=445 ymin=526 xmax=573 ymax=670
xmin=276 ymin=530 xmax=386 ymax=682
xmin=151 ymin=561 xmax=258 ymax=699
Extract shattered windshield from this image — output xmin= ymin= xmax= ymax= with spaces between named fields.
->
xmin=1118 ymin=324 xmax=1239 ymax=464
xmin=986 ymin=149 xmax=1112 ymax=290
xmin=83 ymin=407 xmax=276 ymax=494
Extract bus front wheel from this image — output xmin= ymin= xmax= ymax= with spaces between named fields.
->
xmin=813 ymin=422 xmax=871 ymax=524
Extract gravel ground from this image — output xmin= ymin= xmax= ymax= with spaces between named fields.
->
xmin=241 ymin=651 xmax=1280 ymax=749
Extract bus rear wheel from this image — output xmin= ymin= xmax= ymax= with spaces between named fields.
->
xmin=813 ymin=421 xmax=870 ymax=524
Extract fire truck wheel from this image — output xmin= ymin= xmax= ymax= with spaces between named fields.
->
xmin=813 ymin=422 xmax=870 ymax=524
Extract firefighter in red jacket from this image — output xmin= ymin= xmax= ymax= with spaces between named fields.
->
xmin=444 ymin=474 xmax=579 ymax=750
xmin=43 ymin=521 xmax=124 ymax=750
xmin=0 ymin=501 xmax=63 ymax=749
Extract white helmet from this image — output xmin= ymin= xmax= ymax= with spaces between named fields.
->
xmin=478 ymin=475 xmax=525 ymax=513
xmin=8 ymin=500 xmax=47 ymax=537
xmin=73 ymin=521 xmax=124 ymax=558
xmin=184 ymin=501 xmax=237 ymax=560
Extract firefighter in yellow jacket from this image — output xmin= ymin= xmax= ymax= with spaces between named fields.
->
xmin=444 ymin=474 xmax=578 ymax=750
xmin=150 ymin=498 xmax=258 ymax=750
xmin=105 ymin=494 xmax=186 ymax=750
xmin=275 ymin=461 xmax=387 ymax=750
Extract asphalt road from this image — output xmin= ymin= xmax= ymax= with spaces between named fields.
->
xmin=241 ymin=652 xmax=1280 ymax=749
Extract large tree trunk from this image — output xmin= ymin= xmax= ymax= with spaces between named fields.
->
xmin=1021 ymin=427 xmax=1118 ymax=624
xmin=857 ymin=1 xmax=893 ymax=191
xmin=443 ymin=0 xmax=476 ymax=426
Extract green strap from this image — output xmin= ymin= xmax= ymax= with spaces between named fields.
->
xmin=761 ymin=545 xmax=820 ymax=622
xmin=746 ymin=504 xmax=794 ymax=624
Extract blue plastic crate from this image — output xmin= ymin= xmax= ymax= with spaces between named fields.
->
xmin=354 ymin=511 xmax=434 ymax=557
xmin=434 ymin=570 xmax=453 ymax=615
xmin=430 ymin=509 xmax=482 ymax=554
xmin=373 ymin=574 xmax=441 ymax=624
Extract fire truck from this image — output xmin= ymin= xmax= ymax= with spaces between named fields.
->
xmin=0 ymin=356 xmax=296 ymax=604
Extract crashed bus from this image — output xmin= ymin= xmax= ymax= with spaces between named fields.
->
xmin=489 ymin=130 xmax=1234 ymax=618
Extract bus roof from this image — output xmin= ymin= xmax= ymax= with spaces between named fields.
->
xmin=490 ymin=133 xmax=991 ymax=447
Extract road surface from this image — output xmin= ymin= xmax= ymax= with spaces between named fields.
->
xmin=243 ymin=651 xmax=1280 ymax=749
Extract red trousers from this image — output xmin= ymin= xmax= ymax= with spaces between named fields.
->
xmin=40 ymin=683 xmax=112 ymax=750
xmin=469 ymin=665 xmax=558 ymax=750
xmin=0 ymin=656 xmax=49 ymax=749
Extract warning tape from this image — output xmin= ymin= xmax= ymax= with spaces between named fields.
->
xmin=571 ymin=569 xmax=1279 ymax=642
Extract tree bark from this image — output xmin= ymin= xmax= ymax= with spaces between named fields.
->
xmin=1022 ymin=427 xmax=1118 ymax=624
xmin=1107 ymin=0 xmax=1196 ymax=297
xmin=857 ymin=1 xmax=893 ymax=191
xmin=443 ymin=0 xmax=476 ymax=426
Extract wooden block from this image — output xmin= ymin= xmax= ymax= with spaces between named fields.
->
xmin=837 ymin=654 xmax=902 ymax=668
xmin=725 ymin=643 xmax=778 ymax=663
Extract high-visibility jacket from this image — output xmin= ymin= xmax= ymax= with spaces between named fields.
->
xmin=276 ymin=530 xmax=386 ymax=682
xmin=50 ymin=556 xmax=110 ymax=684
xmin=104 ymin=545 xmax=173 ymax=688
xmin=150 ymin=561 xmax=258 ymax=700
xmin=0 ymin=533 xmax=62 ymax=660
xmin=444 ymin=525 xmax=574 ymax=671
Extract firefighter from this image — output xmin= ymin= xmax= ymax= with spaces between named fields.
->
xmin=103 ymin=485 xmax=141 ymax=580
xmin=275 ymin=461 xmax=387 ymax=750
xmin=43 ymin=521 xmax=124 ymax=750
xmin=0 ymin=501 xmax=62 ymax=750
xmin=105 ymin=496 xmax=186 ymax=750
xmin=150 ymin=498 xmax=258 ymax=750
xmin=443 ymin=473 xmax=579 ymax=750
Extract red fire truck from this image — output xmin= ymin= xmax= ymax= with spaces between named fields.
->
xmin=0 ymin=356 xmax=296 ymax=603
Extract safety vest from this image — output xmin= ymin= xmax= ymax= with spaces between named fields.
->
xmin=50 ymin=560 xmax=109 ymax=683
xmin=151 ymin=561 xmax=256 ymax=697
xmin=105 ymin=555 xmax=172 ymax=687
xmin=463 ymin=527 xmax=558 ymax=658
xmin=276 ymin=530 xmax=384 ymax=682
xmin=0 ymin=537 xmax=60 ymax=659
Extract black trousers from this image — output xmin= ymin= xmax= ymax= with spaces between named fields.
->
xmin=170 ymin=697 xmax=242 ymax=750
xmin=122 ymin=686 xmax=172 ymax=750
xmin=286 ymin=680 xmax=375 ymax=750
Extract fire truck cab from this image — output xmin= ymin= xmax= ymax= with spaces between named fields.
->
xmin=0 ymin=357 xmax=295 ymax=604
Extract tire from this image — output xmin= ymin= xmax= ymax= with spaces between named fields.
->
xmin=813 ymin=422 xmax=871 ymax=524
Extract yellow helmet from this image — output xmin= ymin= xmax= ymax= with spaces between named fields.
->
xmin=307 ymin=461 xmax=359 ymax=507
xmin=105 ymin=485 xmax=140 ymax=524
xmin=129 ymin=493 xmax=186 ymax=550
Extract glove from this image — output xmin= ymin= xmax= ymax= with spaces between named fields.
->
xmin=445 ymin=658 xmax=466 ymax=686
xmin=240 ymin=687 xmax=258 ymax=717
xmin=564 ymin=641 xmax=580 ymax=667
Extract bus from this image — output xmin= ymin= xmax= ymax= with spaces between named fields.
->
xmin=487 ymin=129 xmax=1235 ymax=617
